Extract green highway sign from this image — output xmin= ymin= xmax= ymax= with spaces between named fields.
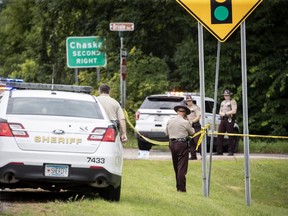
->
xmin=66 ymin=36 xmax=106 ymax=68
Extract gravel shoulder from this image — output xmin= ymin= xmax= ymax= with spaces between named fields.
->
xmin=124 ymin=148 xmax=288 ymax=160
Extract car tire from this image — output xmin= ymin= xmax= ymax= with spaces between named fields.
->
xmin=99 ymin=183 xmax=121 ymax=202
xmin=137 ymin=138 xmax=152 ymax=151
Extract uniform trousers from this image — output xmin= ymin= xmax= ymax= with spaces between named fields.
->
xmin=191 ymin=123 xmax=201 ymax=157
xmin=216 ymin=118 xmax=235 ymax=154
xmin=169 ymin=140 xmax=189 ymax=192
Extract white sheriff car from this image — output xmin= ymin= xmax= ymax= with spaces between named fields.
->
xmin=0 ymin=82 xmax=123 ymax=201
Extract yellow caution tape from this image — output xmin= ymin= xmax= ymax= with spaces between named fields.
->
xmin=195 ymin=125 xmax=210 ymax=151
xmin=124 ymin=109 xmax=209 ymax=147
xmin=124 ymin=109 xmax=169 ymax=145
xmin=208 ymin=132 xmax=288 ymax=139
xmin=124 ymin=109 xmax=288 ymax=149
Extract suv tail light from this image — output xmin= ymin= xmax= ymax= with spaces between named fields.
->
xmin=88 ymin=127 xmax=116 ymax=142
xmin=136 ymin=111 xmax=140 ymax=120
xmin=0 ymin=123 xmax=28 ymax=137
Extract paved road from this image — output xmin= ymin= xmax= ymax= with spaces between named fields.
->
xmin=123 ymin=148 xmax=288 ymax=160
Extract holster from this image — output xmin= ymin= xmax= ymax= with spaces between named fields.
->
xmin=111 ymin=120 xmax=119 ymax=133
xmin=187 ymin=136 xmax=193 ymax=148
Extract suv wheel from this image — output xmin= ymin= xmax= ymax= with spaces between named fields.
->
xmin=137 ymin=138 xmax=152 ymax=151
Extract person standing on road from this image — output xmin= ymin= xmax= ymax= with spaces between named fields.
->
xmin=165 ymin=102 xmax=195 ymax=192
xmin=215 ymin=89 xmax=237 ymax=156
xmin=97 ymin=84 xmax=128 ymax=143
xmin=185 ymin=95 xmax=201 ymax=160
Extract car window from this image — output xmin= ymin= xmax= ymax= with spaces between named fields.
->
xmin=7 ymin=97 xmax=104 ymax=119
xmin=140 ymin=96 xmax=184 ymax=109
xmin=205 ymin=101 xmax=215 ymax=114
xmin=191 ymin=100 xmax=216 ymax=114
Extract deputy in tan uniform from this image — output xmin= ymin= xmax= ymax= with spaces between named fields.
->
xmin=166 ymin=102 xmax=195 ymax=192
xmin=215 ymin=89 xmax=237 ymax=155
xmin=97 ymin=84 xmax=128 ymax=143
xmin=185 ymin=95 xmax=201 ymax=160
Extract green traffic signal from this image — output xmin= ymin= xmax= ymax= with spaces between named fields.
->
xmin=211 ymin=0 xmax=232 ymax=24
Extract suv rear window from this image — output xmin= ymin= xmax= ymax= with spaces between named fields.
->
xmin=205 ymin=101 xmax=215 ymax=114
xmin=7 ymin=97 xmax=103 ymax=119
xmin=140 ymin=96 xmax=184 ymax=109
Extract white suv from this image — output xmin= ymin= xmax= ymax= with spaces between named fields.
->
xmin=135 ymin=92 xmax=239 ymax=151
xmin=0 ymin=82 xmax=123 ymax=201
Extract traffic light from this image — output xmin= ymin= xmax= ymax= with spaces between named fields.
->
xmin=211 ymin=0 xmax=232 ymax=24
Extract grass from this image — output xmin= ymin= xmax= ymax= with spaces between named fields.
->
xmin=1 ymin=159 xmax=287 ymax=216
xmin=244 ymin=140 xmax=288 ymax=154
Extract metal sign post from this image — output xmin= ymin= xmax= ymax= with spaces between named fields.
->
xmin=119 ymin=33 xmax=124 ymax=107
xmin=110 ymin=22 xmax=134 ymax=108
xmin=208 ymin=41 xmax=221 ymax=195
xmin=198 ymin=23 xmax=208 ymax=197
xmin=121 ymin=49 xmax=127 ymax=108
xmin=241 ymin=21 xmax=251 ymax=206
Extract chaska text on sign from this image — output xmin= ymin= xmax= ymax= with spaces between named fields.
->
xmin=176 ymin=0 xmax=263 ymax=42
xmin=66 ymin=36 xmax=106 ymax=68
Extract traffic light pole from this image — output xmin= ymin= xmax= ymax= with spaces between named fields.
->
xmin=198 ymin=23 xmax=208 ymax=198
xmin=208 ymin=41 xmax=221 ymax=195
xmin=241 ymin=21 xmax=251 ymax=207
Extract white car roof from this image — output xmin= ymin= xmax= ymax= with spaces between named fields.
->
xmin=8 ymin=89 xmax=95 ymax=101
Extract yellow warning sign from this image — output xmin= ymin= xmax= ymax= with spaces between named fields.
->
xmin=176 ymin=0 xmax=263 ymax=42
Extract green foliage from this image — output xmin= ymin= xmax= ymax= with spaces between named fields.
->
xmin=9 ymin=59 xmax=39 ymax=81
xmin=125 ymin=47 xmax=169 ymax=123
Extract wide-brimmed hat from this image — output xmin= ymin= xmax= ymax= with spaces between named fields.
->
xmin=185 ymin=95 xmax=193 ymax=101
xmin=174 ymin=102 xmax=191 ymax=115
xmin=222 ymin=89 xmax=233 ymax=96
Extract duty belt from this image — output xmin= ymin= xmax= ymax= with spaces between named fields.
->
xmin=170 ymin=138 xmax=187 ymax=142
xmin=221 ymin=116 xmax=235 ymax=120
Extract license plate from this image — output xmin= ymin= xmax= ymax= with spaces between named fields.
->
xmin=154 ymin=115 xmax=163 ymax=122
xmin=151 ymin=128 xmax=164 ymax=132
xmin=44 ymin=164 xmax=69 ymax=177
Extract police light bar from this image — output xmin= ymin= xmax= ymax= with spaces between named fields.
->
xmin=0 ymin=77 xmax=24 ymax=83
xmin=6 ymin=82 xmax=93 ymax=94
xmin=165 ymin=91 xmax=200 ymax=96
xmin=0 ymin=86 xmax=13 ymax=91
